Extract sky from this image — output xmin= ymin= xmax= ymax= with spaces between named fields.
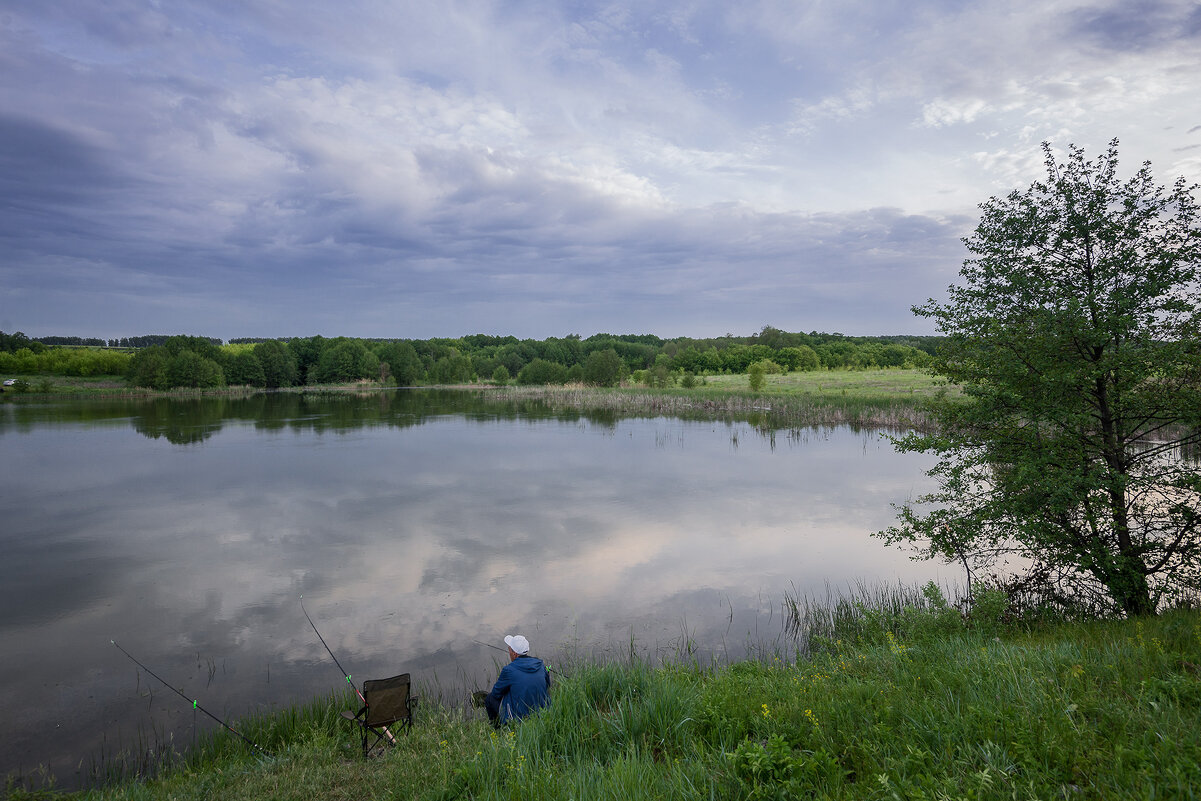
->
xmin=2 ymin=1 xmax=1199 ymax=342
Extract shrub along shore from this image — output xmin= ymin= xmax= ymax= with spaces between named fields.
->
xmin=9 ymin=591 xmax=1200 ymax=801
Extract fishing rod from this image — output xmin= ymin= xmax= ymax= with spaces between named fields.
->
xmin=300 ymin=596 xmax=397 ymax=743
xmin=300 ymin=596 xmax=365 ymax=703
xmin=110 ymin=640 xmax=271 ymax=757
xmin=473 ymin=639 xmax=570 ymax=679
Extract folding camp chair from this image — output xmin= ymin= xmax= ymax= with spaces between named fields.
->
xmin=341 ymin=673 xmax=414 ymax=757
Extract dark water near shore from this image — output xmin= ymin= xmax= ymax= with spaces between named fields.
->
xmin=0 ymin=389 xmax=942 ymax=788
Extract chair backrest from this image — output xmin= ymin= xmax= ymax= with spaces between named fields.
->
xmin=362 ymin=673 xmax=411 ymax=727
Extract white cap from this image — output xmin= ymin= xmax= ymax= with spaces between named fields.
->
xmin=504 ymin=634 xmax=530 ymax=655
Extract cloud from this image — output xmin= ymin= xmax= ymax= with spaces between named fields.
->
xmin=1 ymin=1 xmax=1199 ymax=338
xmin=1069 ymin=0 xmax=1201 ymax=53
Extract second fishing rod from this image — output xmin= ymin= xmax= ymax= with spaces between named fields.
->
xmin=300 ymin=596 xmax=398 ymax=743
xmin=110 ymin=640 xmax=272 ymax=758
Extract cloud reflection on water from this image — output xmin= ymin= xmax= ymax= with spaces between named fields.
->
xmin=0 ymin=392 xmax=942 ymax=788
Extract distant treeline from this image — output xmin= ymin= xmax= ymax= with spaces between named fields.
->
xmin=1 ymin=327 xmax=941 ymax=390
xmin=0 ymin=330 xmax=130 ymax=377
xmin=25 ymin=334 xmax=223 ymax=349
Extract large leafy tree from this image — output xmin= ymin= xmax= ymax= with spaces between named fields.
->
xmin=880 ymin=141 xmax=1201 ymax=616
xmin=582 ymin=348 xmax=625 ymax=386
xmin=254 ymin=339 xmax=299 ymax=388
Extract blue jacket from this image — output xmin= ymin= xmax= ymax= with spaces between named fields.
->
xmin=485 ymin=655 xmax=551 ymax=723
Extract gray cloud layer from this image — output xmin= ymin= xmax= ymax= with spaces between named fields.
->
xmin=1 ymin=1 xmax=1198 ymax=339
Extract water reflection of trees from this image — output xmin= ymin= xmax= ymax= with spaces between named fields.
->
xmin=0 ymin=390 xmax=625 ymax=444
xmin=7 ymin=393 xmax=1201 ymax=463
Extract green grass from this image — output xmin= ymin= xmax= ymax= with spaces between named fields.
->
xmin=3 ymin=367 xmax=953 ymax=413
xmin=14 ymin=596 xmax=1200 ymax=801
xmin=0 ymin=375 xmax=132 ymax=396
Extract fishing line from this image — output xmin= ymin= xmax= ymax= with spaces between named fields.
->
xmin=110 ymin=640 xmax=271 ymax=757
xmin=473 ymin=639 xmax=570 ymax=679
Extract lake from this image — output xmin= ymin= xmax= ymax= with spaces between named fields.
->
xmin=0 ymin=389 xmax=943 ymax=788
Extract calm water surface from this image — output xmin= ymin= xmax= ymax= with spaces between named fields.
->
xmin=0 ymin=390 xmax=942 ymax=787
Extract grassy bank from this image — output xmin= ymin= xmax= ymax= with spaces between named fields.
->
xmin=13 ymin=595 xmax=1199 ymax=801
xmin=0 ymin=375 xmax=132 ymax=396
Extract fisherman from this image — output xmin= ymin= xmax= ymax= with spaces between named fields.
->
xmin=483 ymin=634 xmax=551 ymax=725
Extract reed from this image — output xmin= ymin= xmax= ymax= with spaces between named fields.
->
xmin=492 ymin=384 xmax=937 ymax=431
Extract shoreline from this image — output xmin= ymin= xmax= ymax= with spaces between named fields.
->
xmin=1 ymin=370 xmax=943 ymax=431
xmin=13 ymin=606 xmax=1199 ymax=801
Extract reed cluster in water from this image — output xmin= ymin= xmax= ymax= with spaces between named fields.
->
xmin=491 ymin=385 xmax=936 ymax=432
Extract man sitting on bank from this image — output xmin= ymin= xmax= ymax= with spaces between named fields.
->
xmin=484 ymin=634 xmax=551 ymax=725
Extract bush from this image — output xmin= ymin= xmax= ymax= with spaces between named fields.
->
xmin=517 ymin=358 xmax=568 ymax=385
xmin=748 ymin=362 xmax=767 ymax=391
xmin=582 ymin=348 xmax=625 ymax=387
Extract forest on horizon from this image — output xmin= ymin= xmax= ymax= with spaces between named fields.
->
xmin=1 ymin=326 xmax=941 ymax=391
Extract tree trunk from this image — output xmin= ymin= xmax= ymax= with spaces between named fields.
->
xmin=1109 ymin=557 xmax=1155 ymax=616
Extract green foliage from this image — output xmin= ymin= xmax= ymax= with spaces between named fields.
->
xmin=287 ymin=336 xmax=325 ymax=383
xmin=127 ymin=346 xmax=172 ymax=390
xmin=883 ymin=140 xmax=1201 ymax=616
xmin=491 ymin=364 xmax=511 ymax=385
xmin=581 ymin=348 xmax=625 ymax=387
xmin=967 ymin=586 xmax=1010 ymax=634
xmin=313 ymin=339 xmax=377 ymax=384
xmin=648 ymin=363 xmax=674 ymax=388
xmin=127 ymin=344 xmax=225 ymax=389
xmin=0 ymin=346 xmax=130 ymax=377
xmin=0 ymin=330 xmax=39 ymax=353
xmin=750 ymin=358 xmax=782 ymax=375
xmin=517 ymin=358 xmax=568 ymax=385
xmin=19 ymin=328 xmax=955 ymax=397
xmin=776 ymin=346 xmax=820 ymax=372
xmin=167 ymin=350 xmax=225 ymax=388
xmin=428 ymin=353 xmax=472 ymax=384
xmin=374 ymin=341 xmax=423 ymax=386
xmin=728 ymin=736 xmax=842 ymax=800
xmin=225 ymin=351 xmax=266 ymax=387
xmin=253 ymin=340 xmax=299 ymax=388
xmin=748 ymin=361 xmax=767 ymax=391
